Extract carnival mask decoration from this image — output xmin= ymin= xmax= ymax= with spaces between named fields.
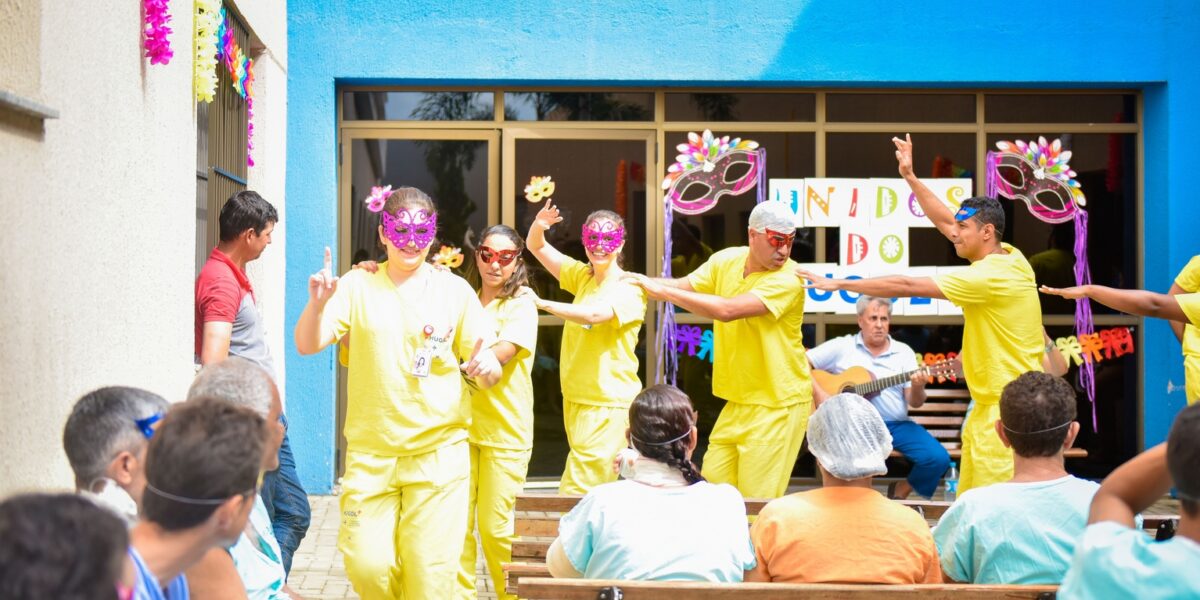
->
xmin=989 ymin=137 xmax=1086 ymax=224
xmin=364 ymin=186 xmax=438 ymax=250
xmin=582 ymin=221 xmax=625 ymax=254
xmin=661 ymin=130 xmax=762 ymax=215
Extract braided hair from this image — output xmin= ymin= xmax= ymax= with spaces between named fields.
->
xmin=628 ymin=385 xmax=704 ymax=485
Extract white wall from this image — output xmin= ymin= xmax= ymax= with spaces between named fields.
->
xmin=0 ymin=0 xmax=288 ymax=496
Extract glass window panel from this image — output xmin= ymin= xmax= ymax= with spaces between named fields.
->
xmin=985 ymin=94 xmax=1136 ymax=124
xmin=513 ymin=138 xmax=650 ymax=303
xmin=665 ymin=132 xmax=817 ymax=270
xmin=342 ymin=92 xmax=494 ymax=121
xmin=665 ymin=92 xmax=816 ymax=122
xmin=985 ymin=133 xmax=1137 ymax=315
xmin=504 ymin=92 xmax=653 ymax=121
xmin=348 ymin=138 xmax=490 ymax=265
xmin=826 ymin=93 xmax=975 ymax=123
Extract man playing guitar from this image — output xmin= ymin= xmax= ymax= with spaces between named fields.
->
xmin=808 ymin=295 xmax=951 ymax=500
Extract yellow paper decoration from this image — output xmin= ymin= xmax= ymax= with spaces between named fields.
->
xmin=524 ymin=176 xmax=555 ymax=203
xmin=194 ymin=0 xmax=221 ymax=103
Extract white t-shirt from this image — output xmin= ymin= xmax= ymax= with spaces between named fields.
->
xmin=558 ymin=479 xmax=756 ymax=582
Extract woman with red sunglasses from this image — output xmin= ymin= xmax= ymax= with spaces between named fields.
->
xmin=525 ymin=200 xmax=648 ymax=497
xmin=456 ymin=224 xmax=539 ymax=600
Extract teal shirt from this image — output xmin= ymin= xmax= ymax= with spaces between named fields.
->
xmin=558 ymin=480 xmax=756 ymax=582
xmin=228 ymin=496 xmax=290 ymax=599
xmin=1059 ymin=521 xmax=1200 ymax=599
xmin=933 ymin=476 xmax=1099 ymax=584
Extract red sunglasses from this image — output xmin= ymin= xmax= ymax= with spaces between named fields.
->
xmin=477 ymin=245 xmax=520 ymax=267
xmin=765 ymin=231 xmax=796 ymax=249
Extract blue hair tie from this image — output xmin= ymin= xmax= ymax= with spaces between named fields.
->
xmin=954 ymin=206 xmax=978 ymax=221
xmin=135 ymin=413 xmax=164 ymax=440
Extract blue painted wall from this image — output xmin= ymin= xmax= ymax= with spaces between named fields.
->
xmin=288 ymin=0 xmax=1200 ymax=491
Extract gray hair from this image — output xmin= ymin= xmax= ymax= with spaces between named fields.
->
xmin=187 ymin=357 xmax=274 ymax=418
xmin=855 ymin=295 xmax=893 ymax=316
xmin=62 ymin=387 xmax=170 ymax=489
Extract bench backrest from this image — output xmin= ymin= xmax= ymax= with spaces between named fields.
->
xmin=516 ymin=577 xmax=1059 ymax=599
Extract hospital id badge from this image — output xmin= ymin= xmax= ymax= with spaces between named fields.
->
xmin=411 ymin=348 xmax=433 ymax=378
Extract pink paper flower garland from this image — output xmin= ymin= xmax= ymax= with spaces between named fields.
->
xmin=142 ymin=0 xmax=173 ymax=65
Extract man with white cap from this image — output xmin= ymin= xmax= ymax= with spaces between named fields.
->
xmin=626 ymin=201 xmax=822 ymax=499
xmin=745 ymin=393 xmax=941 ymax=584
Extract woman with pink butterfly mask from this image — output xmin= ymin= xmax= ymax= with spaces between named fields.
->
xmin=524 ymin=199 xmax=648 ymax=496
xmin=294 ymin=186 xmax=503 ymax=600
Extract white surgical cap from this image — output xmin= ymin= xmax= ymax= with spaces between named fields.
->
xmin=747 ymin=200 xmax=797 ymax=233
xmin=808 ymin=393 xmax=893 ymax=481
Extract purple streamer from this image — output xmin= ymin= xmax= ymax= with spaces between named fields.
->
xmin=985 ymin=151 xmax=1001 ymax=198
xmin=656 ymin=181 xmax=679 ymax=385
xmin=1073 ymin=210 xmax=1097 ymax=431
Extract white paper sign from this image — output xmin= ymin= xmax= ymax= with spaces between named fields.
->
xmin=799 ymin=179 xmax=872 ymax=228
xmin=839 ymin=227 xmax=910 ymax=272
xmin=768 ymin=179 xmax=806 ymax=227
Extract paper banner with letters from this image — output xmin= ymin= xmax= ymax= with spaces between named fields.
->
xmin=798 ymin=264 xmax=965 ymax=316
xmin=768 ymin=178 xmax=970 ymax=229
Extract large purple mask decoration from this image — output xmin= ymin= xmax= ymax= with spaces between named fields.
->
xmin=381 ymin=208 xmax=438 ymax=250
xmin=661 ymin=130 xmax=762 ymax=215
xmin=987 ymin=137 xmax=1096 ymax=430
xmin=582 ymin=221 xmax=625 ymax=254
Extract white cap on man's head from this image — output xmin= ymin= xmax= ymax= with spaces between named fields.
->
xmin=808 ymin=393 xmax=893 ymax=481
xmin=747 ymin=201 xmax=797 ymax=233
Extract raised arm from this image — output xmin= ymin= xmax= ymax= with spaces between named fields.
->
xmin=624 ymin=273 xmax=769 ymax=322
xmin=894 ymin=134 xmax=957 ymax=240
xmin=294 ymin=247 xmax=341 ymax=355
xmin=796 ymin=269 xmax=947 ymax=301
xmin=1040 ymin=284 xmax=1189 ymax=323
xmin=1088 ymin=443 xmax=1170 ymax=528
xmin=525 ymin=199 xmax=569 ymax=280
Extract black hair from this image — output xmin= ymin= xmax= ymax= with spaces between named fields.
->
xmin=63 ymin=386 xmax=170 ymax=489
xmin=467 ymin=224 xmax=530 ymax=300
xmin=1168 ymin=403 xmax=1200 ymax=517
xmin=0 ymin=493 xmax=128 ymax=600
xmin=141 ymin=398 xmax=265 ymax=530
xmin=628 ymin=385 xmax=704 ymax=485
xmin=999 ymin=371 xmax=1077 ymax=457
xmin=218 ymin=190 xmax=278 ymax=242
xmin=961 ymin=196 xmax=1005 ymax=239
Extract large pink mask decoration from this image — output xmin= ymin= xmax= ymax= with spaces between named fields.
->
xmin=364 ymin=186 xmax=438 ymax=250
xmin=661 ymin=130 xmax=762 ymax=215
xmin=987 ymin=137 xmax=1096 ymax=430
xmin=990 ymin=137 xmax=1086 ymax=223
xmin=582 ymin=221 xmax=625 ymax=254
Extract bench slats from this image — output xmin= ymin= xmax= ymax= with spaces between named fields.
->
xmin=516 ymin=578 xmax=1058 ymax=599
xmin=911 ymin=415 xmax=965 ymax=427
xmin=908 ymin=402 xmax=970 ymax=414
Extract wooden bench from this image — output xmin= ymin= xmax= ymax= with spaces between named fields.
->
xmin=905 ymin=388 xmax=1087 ymax=460
xmin=506 ymin=493 xmax=1176 ymax=597
xmin=516 ymin=577 xmax=1059 ymax=599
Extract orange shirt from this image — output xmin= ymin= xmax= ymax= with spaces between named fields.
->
xmin=749 ymin=487 xmax=942 ymax=584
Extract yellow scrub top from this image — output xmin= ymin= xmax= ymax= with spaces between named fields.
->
xmin=1174 ymin=257 xmax=1200 ymax=404
xmin=934 ymin=243 xmax=1044 ymax=406
xmin=558 ymin=257 xmax=647 ymax=406
xmin=320 ymin=264 xmax=494 ymax=457
xmin=688 ymin=247 xmax=811 ymax=408
xmin=469 ymin=295 xmax=539 ymax=450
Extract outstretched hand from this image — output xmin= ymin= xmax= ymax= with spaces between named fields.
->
xmin=353 ymin=260 xmax=379 ymax=273
xmin=308 ymin=247 xmax=339 ymax=304
xmin=621 ymin=273 xmax=667 ymax=299
xmin=794 ymin=268 xmax=840 ymax=291
xmin=534 ymin=199 xmax=564 ymax=231
xmin=1039 ymin=285 xmax=1087 ymax=300
xmin=892 ymin=133 xmax=914 ymax=179
xmin=461 ymin=338 xmax=501 ymax=380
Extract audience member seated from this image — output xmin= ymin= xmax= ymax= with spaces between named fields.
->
xmin=0 ymin=493 xmax=133 ymax=600
xmin=745 ymin=392 xmax=941 ymax=584
xmin=547 ymin=384 xmax=756 ymax=581
xmin=62 ymin=386 xmax=170 ymax=524
xmin=132 ymin=398 xmax=266 ymax=600
xmin=934 ymin=372 xmax=1102 ymax=583
xmin=1059 ymin=403 xmax=1200 ymax=599
xmin=187 ymin=357 xmax=302 ymax=600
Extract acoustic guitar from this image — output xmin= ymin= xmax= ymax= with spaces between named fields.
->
xmin=812 ymin=358 xmax=960 ymax=398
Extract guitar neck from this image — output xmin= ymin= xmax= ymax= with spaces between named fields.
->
xmin=854 ymin=367 xmax=924 ymax=395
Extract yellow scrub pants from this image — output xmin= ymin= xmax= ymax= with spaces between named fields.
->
xmin=701 ymin=401 xmax=811 ymax=499
xmin=338 ymin=442 xmax=469 ymax=600
xmin=1185 ymin=354 xmax=1199 ymax=405
xmin=958 ymin=402 xmax=1013 ymax=493
xmin=559 ymin=400 xmax=629 ymax=495
xmin=456 ymin=443 xmax=531 ymax=600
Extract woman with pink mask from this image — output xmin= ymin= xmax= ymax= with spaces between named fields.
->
xmin=525 ymin=200 xmax=647 ymax=495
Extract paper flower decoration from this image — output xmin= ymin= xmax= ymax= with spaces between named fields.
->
xmin=193 ymin=0 xmax=221 ymax=102
xmin=661 ymin=129 xmax=762 ymax=215
xmin=434 ymin=245 xmax=465 ymax=269
xmin=143 ymin=0 xmax=174 ymax=65
xmin=524 ymin=176 xmax=556 ymax=203
xmin=990 ymin=137 xmax=1086 ymax=224
xmin=364 ymin=186 xmax=392 ymax=213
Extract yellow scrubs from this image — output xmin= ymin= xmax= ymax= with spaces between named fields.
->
xmin=320 ymin=264 xmax=494 ymax=600
xmin=688 ymin=247 xmax=812 ymax=499
xmin=1173 ymin=257 xmax=1200 ymax=404
xmin=934 ymin=243 xmax=1044 ymax=493
xmin=557 ymin=257 xmax=647 ymax=495
xmin=456 ymin=295 xmax=538 ymax=600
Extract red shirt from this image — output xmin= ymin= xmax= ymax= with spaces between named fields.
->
xmin=194 ymin=248 xmax=255 ymax=358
